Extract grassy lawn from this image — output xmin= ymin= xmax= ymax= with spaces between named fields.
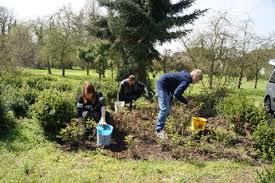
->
xmin=0 ymin=68 xmax=271 ymax=182
xmin=0 ymin=119 xmax=267 ymax=183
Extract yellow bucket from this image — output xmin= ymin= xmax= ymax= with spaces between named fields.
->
xmin=191 ymin=117 xmax=207 ymax=131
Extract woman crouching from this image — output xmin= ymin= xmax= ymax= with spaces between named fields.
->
xmin=76 ymin=82 xmax=110 ymax=125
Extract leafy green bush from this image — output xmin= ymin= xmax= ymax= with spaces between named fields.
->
xmin=0 ymin=75 xmax=23 ymax=88
xmin=2 ymin=87 xmax=29 ymax=118
xmin=0 ymin=97 xmax=16 ymax=131
xmin=25 ymin=76 xmax=56 ymax=90
xmin=216 ymin=94 xmax=268 ymax=135
xmin=256 ymin=166 xmax=275 ymax=183
xmin=92 ymin=79 xmax=118 ymax=106
xmin=194 ymin=87 xmax=230 ymax=117
xmin=51 ymin=81 xmax=73 ymax=92
xmin=21 ymin=87 xmax=39 ymax=105
xmin=59 ymin=119 xmax=85 ymax=146
xmin=32 ymin=89 xmax=76 ymax=136
xmin=252 ymin=123 xmax=275 ymax=161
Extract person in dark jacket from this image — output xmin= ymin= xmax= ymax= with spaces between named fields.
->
xmin=117 ymin=75 xmax=150 ymax=106
xmin=155 ymin=69 xmax=203 ymax=139
xmin=76 ymin=82 xmax=110 ymax=125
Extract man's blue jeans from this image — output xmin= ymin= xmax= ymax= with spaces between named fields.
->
xmin=156 ymin=87 xmax=171 ymax=132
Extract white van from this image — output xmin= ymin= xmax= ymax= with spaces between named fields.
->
xmin=264 ymin=59 xmax=275 ymax=113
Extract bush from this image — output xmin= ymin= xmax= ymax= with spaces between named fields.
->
xmin=252 ymin=123 xmax=275 ymax=161
xmin=58 ymin=119 xmax=85 ymax=146
xmin=0 ymin=75 xmax=23 ymax=88
xmin=50 ymin=81 xmax=73 ymax=92
xmin=0 ymin=97 xmax=16 ymax=132
xmin=32 ymin=89 xmax=76 ymax=136
xmin=20 ymin=87 xmax=39 ymax=105
xmin=91 ymin=79 xmax=118 ymax=106
xmin=25 ymin=76 xmax=56 ymax=90
xmin=216 ymin=94 xmax=268 ymax=135
xmin=194 ymin=87 xmax=230 ymax=117
xmin=2 ymin=87 xmax=29 ymax=118
xmin=256 ymin=166 xmax=275 ymax=183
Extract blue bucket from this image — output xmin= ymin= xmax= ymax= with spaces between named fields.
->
xmin=96 ymin=124 xmax=113 ymax=146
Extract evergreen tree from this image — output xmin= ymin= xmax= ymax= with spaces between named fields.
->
xmin=89 ymin=0 xmax=207 ymax=83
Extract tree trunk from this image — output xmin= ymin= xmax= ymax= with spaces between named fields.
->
xmin=47 ymin=60 xmax=51 ymax=75
xmin=163 ymin=58 xmax=167 ymax=73
xmin=237 ymin=69 xmax=243 ymax=89
xmin=254 ymin=70 xmax=259 ymax=89
xmin=209 ymin=60 xmax=214 ymax=89
xmin=62 ymin=65 xmax=65 ymax=77
xmin=87 ymin=62 xmax=89 ymax=76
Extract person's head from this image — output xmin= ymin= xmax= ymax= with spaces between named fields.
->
xmin=82 ymin=82 xmax=96 ymax=103
xmin=190 ymin=69 xmax=203 ymax=84
xmin=128 ymin=75 xmax=136 ymax=86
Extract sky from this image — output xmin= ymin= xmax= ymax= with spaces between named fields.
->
xmin=1 ymin=0 xmax=275 ymax=53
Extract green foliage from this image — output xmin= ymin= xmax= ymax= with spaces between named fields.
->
xmin=25 ymin=76 xmax=56 ymax=90
xmin=2 ymin=87 xmax=29 ymax=118
xmin=166 ymin=104 xmax=199 ymax=138
xmin=93 ymin=0 xmax=206 ymax=83
xmin=32 ymin=89 xmax=76 ymax=136
xmin=92 ymin=79 xmax=118 ymax=106
xmin=252 ymin=123 xmax=275 ymax=161
xmin=0 ymin=98 xmax=16 ymax=131
xmin=58 ymin=119 xmax=85 ymax=146
xmin=50 ymin=81 xmax=73 ymax=92
xmin=194 ymin=87 xmax=230 ymax=117
xmin=217 ymin=94 xmax=268 ymax=135
xmin=256 ymin=166 xmax=275 ymax=183
xmin=20 ymin=86 xmax=39 ymax=105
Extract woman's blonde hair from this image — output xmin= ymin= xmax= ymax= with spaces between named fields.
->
xmin=191 ymin=69 xmax=203 ymax=81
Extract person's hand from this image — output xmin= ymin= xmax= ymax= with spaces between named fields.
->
xmin=99 ymin=118 xmax=107 ymax=126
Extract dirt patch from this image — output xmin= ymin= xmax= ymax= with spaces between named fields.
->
xmin=60 ymin=102 xmax=259 ymax=163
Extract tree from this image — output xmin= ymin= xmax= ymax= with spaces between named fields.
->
xmin=247 ymin=35 xmax=275 ymax=88
xmin=79 ymin=44 xmax=96 ymax=75
xmin=181 ymin=12 xmax=234 ymax=89
xmin=90 ymin=0 xmax=207 ymax=84
xmin=7 ymin=24 xmax=35 ymax=68
xmin=30 ymin=17 xmax=53 ymax=73
xmin=0 ymin=6 xmax=16 ymax=36
xmin=93 ymin=41 xmax=111 ymax=78
xmin=234 ymin=18 xmax=255 ymax=89
xmin=45 ymin=6 xmax=77 ymax=76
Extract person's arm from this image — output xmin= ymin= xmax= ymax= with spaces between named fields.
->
xmin=117 ymin=82 xmax=126 ymax=101
xmin=76 ymin=95 xmax=84 ymax=120
xmin=173 ymin=81 xmax=190 ymax=104
xmin=99 ymin=106 xmax=107 ymax=125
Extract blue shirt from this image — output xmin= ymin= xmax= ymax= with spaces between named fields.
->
xmin=156 ymin=70 xmax=192 ymax=104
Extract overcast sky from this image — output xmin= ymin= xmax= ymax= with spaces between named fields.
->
xmin=1 ymin=0 xmax=275 ymax=53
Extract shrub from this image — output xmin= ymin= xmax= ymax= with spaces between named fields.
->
xmin=51 ymin=81 xmax=73 ymax=92
xmin=216 ymin=94 xmax=268 ymax=135
xmin=0 ymin=97 xmax=16 ymax=132
xmin=2 ymin=87 xmax=29 ymax=118
xmin=20 ymin=87 xmax=39 ymax=105
xmin=0 ymin=75 xmax=23 ymax=88
xmin=256 ymin=166 xmax=275 ymax=183
xmin=166 ymin=104 xmax=200 ymax=138
xmin=32 ymin=89 xmax=76 ymax=136
xmin=25 ymin=76 xmax=55 ymax=90
xmin=58 ymin=118 xmax=85 ymax=146
xmin=194 ymin=87 xmax=230 ymax=117
xmin=252 ymin=123 xmax=275 ymax=161
xmin=91 ymin=79 xmax=118 ymax=106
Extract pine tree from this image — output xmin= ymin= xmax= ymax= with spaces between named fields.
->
xmin=89 ymin=0 xmax=207 ymax=83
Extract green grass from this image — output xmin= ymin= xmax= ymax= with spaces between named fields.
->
xmin=0 ymin=119 xmax=267 ymax=182
xmin=0 ymin=68 xmax=271 ymax=182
